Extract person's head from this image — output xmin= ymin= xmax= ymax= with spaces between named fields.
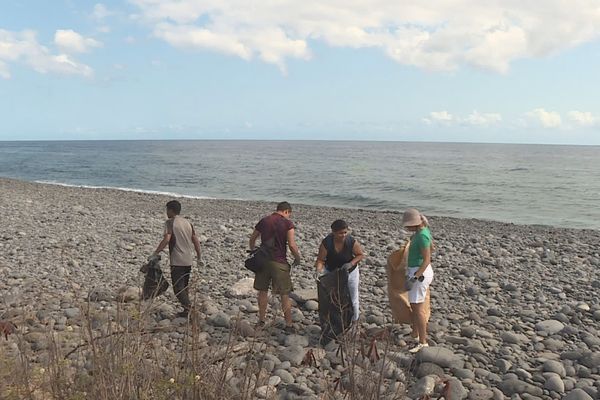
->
xmin=166 ymin=200 xmax=182 ymax=218
xmin=276 ymin=201 xmax=292 ymax=218
xmin=331 ymin=219 xmax=349 ymax=240
xmin=402 ymin=208 xmax=428 ymax=232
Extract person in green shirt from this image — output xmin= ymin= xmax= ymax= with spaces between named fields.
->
xmin=402 ymin=208 xmax=434 ymax=353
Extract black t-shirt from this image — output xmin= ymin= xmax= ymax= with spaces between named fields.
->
xmin=322 ymin=234 xmax=355 ymax=270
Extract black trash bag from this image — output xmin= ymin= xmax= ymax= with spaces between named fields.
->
xmin=140 ymin=255 xmax=169 ymax=300
xmin=317 ymin=268 xmax=354 ymax=346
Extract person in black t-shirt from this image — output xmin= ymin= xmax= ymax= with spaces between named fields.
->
xmin=315 ymin=219 xmax=365 ymax=321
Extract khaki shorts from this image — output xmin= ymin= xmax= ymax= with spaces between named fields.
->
xmin=254 ymin=260 xmax=293 ymax=295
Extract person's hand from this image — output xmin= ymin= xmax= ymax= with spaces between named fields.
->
xmin=196 ymin=258 xmax=204 ymax=268
xmin=292 ymin=256 xmax=301 ymax=267
xmin=314 ymin=268 xmax=325 ymax=282
xmin=342 ymin=262 xmax=353 ymax=271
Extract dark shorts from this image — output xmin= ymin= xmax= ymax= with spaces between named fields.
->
xmin=254 ymin=260 xmax=293 ymax=295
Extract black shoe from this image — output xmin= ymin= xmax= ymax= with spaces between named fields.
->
xmin=176 ymin=310 xmax=189 ymax=318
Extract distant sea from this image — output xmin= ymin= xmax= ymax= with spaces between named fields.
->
xmin=1 ymin=140 xmax=598 ymax=229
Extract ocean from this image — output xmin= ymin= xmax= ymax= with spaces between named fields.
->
xmin=0 ymin=140 xmax=598 ymax=229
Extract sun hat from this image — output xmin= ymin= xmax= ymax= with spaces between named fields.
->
xmin=402 ymin=208 xmax=422 ymax=227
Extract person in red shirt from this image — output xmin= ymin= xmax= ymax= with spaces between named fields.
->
xmin=249 ymin=202 xmax=301 ymax=332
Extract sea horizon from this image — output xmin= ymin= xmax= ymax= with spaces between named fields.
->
xmin=1 ymin=138 xmax=600 ymax=147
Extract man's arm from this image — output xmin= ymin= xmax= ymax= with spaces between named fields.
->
xmin=350 ymin=240 xmax=365 ymax=267
xmin=192 ymin=233 xmax=201 ymax=259
xmin=287 ymin=228 xmax=301 ymax=262
xmin=314 ymin=243 xmax=327 ymax=273
xmin=249 ymin=229 xmax=261 ymax=250
xmin=153 ymin=233 xmax=171 ymax=256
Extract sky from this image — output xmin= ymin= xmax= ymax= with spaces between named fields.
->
xmin=1 ymin=1 xmax=600 ymax=144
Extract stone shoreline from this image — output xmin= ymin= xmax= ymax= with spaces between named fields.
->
xmin=1 ymin=177 xmax=599 ymax=399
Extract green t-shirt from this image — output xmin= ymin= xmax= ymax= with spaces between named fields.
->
xmin=407 ymin=227 xmax=432 ymax=267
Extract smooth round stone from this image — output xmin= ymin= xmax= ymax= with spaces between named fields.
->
xmin=501 ymin=331 xmax=528 ymax=345
xmin=408 ymin=376 xmax=437 ymax=399
xmin=255 ymin=385 xmax=276 ymax=398
xmin=593 ymin=310 xmax=600 ymax=321
xmin=543 ymin=360 xmax=566 ymax=378
xmin=564 ymin=388 xmax=593 ymax=400
xmin=543 ymin=338 xmax=566 ymax=352
xmin=415 ymin=362 xmax=445 ymax=378
xmin=576 ymin=366 xmax=591 ymax=378
xmin=284 ymin=334 xmax=309 ymax=348
xmin=274 ymin=369 xmax=294 ymax=384
xmin=576 ymin=303 xmax=591 ymax=312
xmin=498 ymin=379 xmax=543 ymax=396
xmin=304 ymin=300 xmax=318 ymax=311
xmin=268 ymin=376 xmax=281 ymax=386
xmin=453 ymin=368 xmax=476 ymax=380
xmin=544 ymin=373 xmax=565 ymax=393
xmin=496 ymin=359 xmax=512 ymax=373
xmin=461 ymin=326 xmax=478 ymax=338
xmin=416 ymin=346 xmax=464 ymax=369
xmin=444 ymin=378 xmax=468 ymax=400
xmin=468 ymin=388 xmax=494 ymax=400
xmin=535 ymin=320 xmax=565 ymax=335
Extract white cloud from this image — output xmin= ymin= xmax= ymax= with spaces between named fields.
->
xmin=463 ymin=111 xmax=502 ymax=126
xmin=93 ymin=3 xmax=113 ymax=20
xmin=526 ymin=108 xmax=562 ymax=128
xmin=0 ymin=29 xmax=94 ymax=79
xmin=54 ymin=29 xmax=103 ymax=53
xmin=129 ymin=0 xmax=600 ymax=73
xmin=568 ymin=111 xmax=598 ymax=127
xmin=424 ymin=110 xmax=502 ymax=126
xmin=424 ymin=111 xmax=454 ymax=125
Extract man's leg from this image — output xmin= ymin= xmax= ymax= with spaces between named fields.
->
xmin=254 ymin=263 xmax=271 ymax=324
xmin=258 ymin=290 xmax=268 ymax=322
xmin=171 ymin=266 xmax=192 ymax=312
xmin=271 ymin=261 xmax=294 ymax=328
xmin=280 ymin=294 xmax=292 ymax=326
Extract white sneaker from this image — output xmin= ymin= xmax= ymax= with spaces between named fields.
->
xmin=409 ymin=343 xmax=429 ymax=353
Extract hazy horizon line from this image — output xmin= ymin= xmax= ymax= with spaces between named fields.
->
xmin=1 ymin=138 xmax=599 ymax=147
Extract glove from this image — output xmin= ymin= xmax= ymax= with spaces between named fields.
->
xmin=292 ymin=256 xmax=301 ymax=267
xmin=341 ymin=262 xmax=353 ymax=271
xmin=314 ymin=269 xmax=326 ymax=282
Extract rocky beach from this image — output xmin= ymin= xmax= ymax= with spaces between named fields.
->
xmin=1 ymin=177 xmax=599 ymax=399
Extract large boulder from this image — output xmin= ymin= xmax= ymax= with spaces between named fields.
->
xmin=416 ymin=346 xmax=464 ymax=369
xmin=228 ymin=278 xmax=255 ymax=297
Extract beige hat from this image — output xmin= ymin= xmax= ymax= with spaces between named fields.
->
xmin=402 ymin=208 xmax=422 ymax=227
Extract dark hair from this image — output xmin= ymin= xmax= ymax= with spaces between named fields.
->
xmin=276 ymin=201 xmax=292 ymax=212
xmin=166 ymin=200 xmax=181 ymax=215
xmin=331 ymin=219 xmax=348 ymax=232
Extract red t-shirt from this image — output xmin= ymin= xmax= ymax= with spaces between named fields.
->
xmin=255 ymin=213 xmax=294 ymax=264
